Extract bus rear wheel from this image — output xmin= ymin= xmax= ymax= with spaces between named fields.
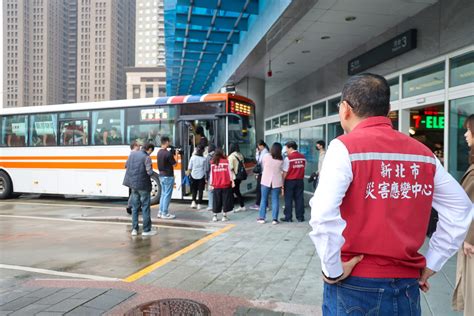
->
xmin=150 ymin=174 xmax=161 ymax=205
xmin=0 ymin=171 xmax=13 ymax=199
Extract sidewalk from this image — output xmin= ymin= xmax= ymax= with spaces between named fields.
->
xmin=0 ymin=200 xmax=463 ymax=315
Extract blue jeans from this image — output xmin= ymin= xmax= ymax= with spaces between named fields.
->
xmin=323 ymin=276 xmax=421 ymax=316
xmin=131 ymin=189 xmax=151 ymax=232
xmin=258 ymin=185 xmax=281 ymax=220
xmin=159 ymin=176 xmax=174 ymax=215
xmin=208 ymin=189 xmax=214 ymax=209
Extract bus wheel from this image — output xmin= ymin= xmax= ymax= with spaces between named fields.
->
xmin=150 ymin=174 xmax=161 ymax=205
xmin=0 ymin=171 xmax=13 ymax=199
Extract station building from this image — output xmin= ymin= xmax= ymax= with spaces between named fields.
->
xmin=165 ymin=0 xmax=474 ymax=196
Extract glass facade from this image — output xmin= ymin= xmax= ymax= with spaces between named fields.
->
xmin=263 ymin=49 xmax=473 ymax=191
xmin=280 ymin=114 xmax=288 ymax=126
xmin=403 ymin=62 xmax=445 ymax=98
xmin=328 ymin=98 xmax=339 ymax=116
xmin=312 ymin=102 xmax=326 ymax=119
xmin=300 ymin=107 xmax=311 ymax=122
xmin=449 ymin=96 xmax=474 ymax=181
xmin=450 ymin=51 xmax=474 ymax=87
xmin=289 ymin=111 xmax=298 ymax=125
xmin=388 ymin=77 xmax=400 ymax=101
xmin=328 ymin=122 xmax=344 ymax=142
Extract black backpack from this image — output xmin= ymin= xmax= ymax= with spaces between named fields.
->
xmin=235 ymin=156 xmax=248 ymax=181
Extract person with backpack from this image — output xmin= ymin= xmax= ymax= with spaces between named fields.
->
xmin=209 ymin=147 xmax=235 ymax=222
xmin=249 ymin=140 xmax=269 ymax=210
xmin=228 ymin=143 xmax=247 ymax=212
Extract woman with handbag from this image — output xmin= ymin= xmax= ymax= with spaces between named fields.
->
xmin=452 ymin=114 xmax=474 ymax=315
xmin=228 ymin=143 xmax=246 ymax=212
xmin=257 ymin=142 xmax=284 ymax=225
xmin=250 ymin=140 xmax=269 ymax=210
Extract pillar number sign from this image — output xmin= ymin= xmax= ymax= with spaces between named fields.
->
xmin=348 ymin=29 xmax=417 ymax=75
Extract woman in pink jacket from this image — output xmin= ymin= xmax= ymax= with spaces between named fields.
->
xmin=257 ymin=142 xmax=284 ymax=224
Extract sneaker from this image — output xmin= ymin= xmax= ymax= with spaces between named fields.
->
xmin=297 ymin=219 xmax=305 ymax=222
xmin=249 ymin=204 xmax=259 ymax=210
xmin=190 ymin=201 xmax=197 ymax=208
xmin=161 ymin=213 xmax=176 ymax=219
xmin=272 ymin=220 xmax=279 ymax=225
xmin=222 ymin=215 xmax=229 ymax=222
xmin=206 ymin=207 xmax=213 ymax=211
xmin=257 ymin=218 xmax=265 ymax=224
xmin=197 ymin=204 xmax=202 ymax=210
xmin=280 ymin=217 xmax=293 ymax=222
xmin=212 ymin=215 xmax=218 ymax=222
xmin=142 ymin=230 xmax=157 ymax=236
xmin=156 ymin=213 xmax=162 ymax=218
xmin=131 ymin=229 xmax=138 ymax=236
xmin=239 ymin=206 xmax=246 ymax=212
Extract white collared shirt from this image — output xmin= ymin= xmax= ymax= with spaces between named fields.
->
xmin=309 ymin=139 xmax=473 ymax=278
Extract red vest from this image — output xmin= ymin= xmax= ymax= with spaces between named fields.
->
xmin=210 ymin=158 xmax=232 ymax=189
xmin=285 ymin=151 xmax=306 ymax=180
xmin=338 ymin=117 xmax=436 ymax=278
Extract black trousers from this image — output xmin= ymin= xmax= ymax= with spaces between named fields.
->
xmin=255 ymin=174 xmax=262 ymax=205
xmin=283 ymin=179 xmax=305 ymax=221
xmin=233 ymin=179 xmax=244 ymax=207
xmin=213 ymin=187 xmax=233 ymax=213
xmin=190 ymin=177 xmax=205 ymax=204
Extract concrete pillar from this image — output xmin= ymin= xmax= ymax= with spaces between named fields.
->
xmin=235 ymin=77 xmax=265 ymax=142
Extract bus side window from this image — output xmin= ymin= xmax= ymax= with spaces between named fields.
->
xmin=92 ymin=109 xmax=124 ymax=145
xmin=2 ymin=115 xmax=28 ymax=147
xmin=30 ymin=114 xmax=58 ymax=146
xmin=60 ymin=120 xmax=89 ymax=146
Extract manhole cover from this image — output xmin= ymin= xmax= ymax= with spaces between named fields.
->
xmin=125 ymin=298 xmax=211 ymax=316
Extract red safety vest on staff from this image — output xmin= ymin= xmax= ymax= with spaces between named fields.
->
xmin=210 ymin=158 xmax=232 ymax=189
xmin=285 ymin=151 xmax=306 ymax=180
xmin=338 ymin=116 xmax=437 ymax=278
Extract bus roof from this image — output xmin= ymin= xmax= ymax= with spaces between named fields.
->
xmin=0 ymin=93 xmax=254 ymax=115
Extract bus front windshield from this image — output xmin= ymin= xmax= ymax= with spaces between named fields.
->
xmin=228 ymin=107 xmax=256 ymax=162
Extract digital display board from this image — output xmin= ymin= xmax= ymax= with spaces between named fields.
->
xmin=412 ymin=109 xmax=445 ymax=130
xmin=140 ymin=108 xmax=168 ymax=121
xmin=230 ymin=101 xmax=251 ymax=116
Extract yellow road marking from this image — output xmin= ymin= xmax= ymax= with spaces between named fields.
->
xmin=123 ymin=224 xmax=235 ymax=282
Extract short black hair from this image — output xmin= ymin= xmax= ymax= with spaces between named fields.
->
xmin=195 ymin=125 xmax=204 ymax=136
xmin=285 ymin=141 xmax=298 ymax=150
xmin=229 ymin=143 xmax=240 ymax=154
xmin=143 ymin=143 xmax=155 ymax=151
xmin=160 ymin=136 xmax=170 ymax=144
xmin=341 ymin=73 xmax=390 ymax=118
xmin=208 ymin=143 xmax=216 ymax=153
xmin=316 ymin=140 xmax=325 ymax=149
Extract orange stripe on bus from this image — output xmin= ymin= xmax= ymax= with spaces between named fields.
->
xmin=0 ymin=162 xmax=182 ymax=170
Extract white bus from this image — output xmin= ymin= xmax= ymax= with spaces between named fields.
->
xmin=0 ymin=93 xmax=257 ymax=204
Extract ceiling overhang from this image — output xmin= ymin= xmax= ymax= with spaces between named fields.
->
xmin=165 ymin=0 xmax=259 ymax=96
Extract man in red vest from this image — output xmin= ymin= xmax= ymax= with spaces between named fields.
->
xmin=309 ymin=73 xmax=472 ymax=315
xmin=282 ymin=141 xmax=306 ymax=222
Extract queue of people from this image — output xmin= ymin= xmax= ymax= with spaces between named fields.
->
xmin=120 ymin=73 xmax=473 ymax=316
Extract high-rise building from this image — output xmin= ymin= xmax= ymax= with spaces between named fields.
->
xmin=3 ymin=0 xmax=68 ymax=108
xmin=2 ymin=0 xmax=135 ymax=108
xmin=76 ymin=0 xmax=135 ymax=102
xmin=126 ymin=0 xmax=166 ymax=99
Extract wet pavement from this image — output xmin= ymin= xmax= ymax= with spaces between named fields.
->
xmin=0 ymin=194 xmax=464 ymax=315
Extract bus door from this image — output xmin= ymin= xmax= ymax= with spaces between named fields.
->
xmin=176 ymin=117 xmax=219 ymax=198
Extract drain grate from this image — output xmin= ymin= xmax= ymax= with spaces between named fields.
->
xmin=125 ymin=298 xmax=211 ymax=316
